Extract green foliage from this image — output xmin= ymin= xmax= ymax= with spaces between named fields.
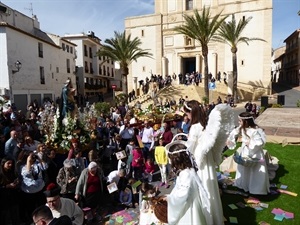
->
xmin=222 ymin=143 xmax=300 ymax=225
xmin=296 ymin=99 xmax=300 ymax=107
xmin=94 ymin=102 xmax=111 ymax=116
xmin=202 ymin=96 xmax=209 ymax=104
xmin=96 ymin=31 xmax=152 ymax=94
xmin=42 ymin=110 xmax=91 ymax=151
xmin=259 ymin=106 xmax=266 ymax=115
xmin=271 ymin=103 xmax=283 ymax=108
xmin=173 ymin=7 xmax=227 ymax=103
xmin=115 ymin=93 xmax=127 ymax=104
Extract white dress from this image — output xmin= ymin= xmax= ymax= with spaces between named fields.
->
xmin=167 ymin=168 xmax=207 ymax=225
xmin=186 ymin=123 xmax=224 ymax=225
xmin=227 ymin=127 xmax=270 ymax=195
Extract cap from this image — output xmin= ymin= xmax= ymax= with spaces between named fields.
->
xmin=44 ymin=183 xmax=61 ymax=197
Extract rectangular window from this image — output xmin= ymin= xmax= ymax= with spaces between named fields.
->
xmin=85 ymin=61 xmax=89 ymax=73
xmin=84 ymin=45 xmax=88 ymax=57
xmin=90 ymin=63 xmax=94 ymax=74
xmin=38 ymin=42 xmax=43 ymax=58
xmin=62 ymin=43 xmax=66 ymax=51
xmin=111 ymin=68 xmax=114 ymax=77
xmin=186 ymin=0 xmax=193 ymax=10
xmin=40 ymin=66 xmax=45 ymax=84
xmin=142 ymin=66 xmax=146 ymax=72
xmin=141 ymin=30 xmax=144 ymax=37
xmin=70 ymin=46 xmax=73 ymax=54
xmin=66 ymin=45 xmax=69 ymax=53
xmin=56 ymin=67 xmax=59 ymax=73
xmin=107 ymin=67 xmax=110 ymax=76
xmin=99 ymin=64 xmax=102 ymax=74
xmin=67 ymin=59 xmax=70 ymax=73
xmin=89 ymin=47 xmax=93 ymax=58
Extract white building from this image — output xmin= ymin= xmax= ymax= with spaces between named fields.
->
xmin=125 ymin=0 xmax=272 ymax=95
xmin=0 ymin=3 xmax=76 ymax=111
xmin=64 ymin=32 xmax=120 ymax=102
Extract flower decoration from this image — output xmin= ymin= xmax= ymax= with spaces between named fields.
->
xmin=133 ymin=104 xmax=182 ymax=123
xmin=41 ymin=103 xmax=98 ymax=152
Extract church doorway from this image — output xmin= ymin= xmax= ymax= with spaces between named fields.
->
xmin=183 ymin=57 xmax=196 ymax=75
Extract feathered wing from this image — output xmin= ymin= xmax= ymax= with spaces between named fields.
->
xmin=194 ymin=104 xmax=235 ymax=167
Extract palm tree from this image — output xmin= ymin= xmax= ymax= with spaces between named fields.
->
xmin=217 ymin=15 xmax=266 ymax=102
xmin=173 ymin=7 xmax=227 ymax=103
xmin=97 ymin=31 xmax=152 ymax=98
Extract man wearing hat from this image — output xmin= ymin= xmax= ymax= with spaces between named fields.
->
xmin=44 ymin=183 xmax=84 ymax=225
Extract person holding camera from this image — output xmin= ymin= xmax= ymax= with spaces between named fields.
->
xmin=17 ymin=150 xmax=48 ymax=224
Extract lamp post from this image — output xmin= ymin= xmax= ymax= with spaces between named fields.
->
xmin=12 ymin=60 xmax=22 ymax=74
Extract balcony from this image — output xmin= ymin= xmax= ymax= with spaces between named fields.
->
xmin=84 ymin=83 xmax=104 ymax=90
xmin=283 ymin=59 xmax=299 ymax=69
xmin=286 ymin=44 xmax=298 ymax=53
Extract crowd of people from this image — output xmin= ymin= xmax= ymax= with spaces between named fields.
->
xmin=0 ymin=86 xmax=270 ymax=225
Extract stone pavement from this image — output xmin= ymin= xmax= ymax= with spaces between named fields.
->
xmin=255 ymin=108 xmax=300 ymax=144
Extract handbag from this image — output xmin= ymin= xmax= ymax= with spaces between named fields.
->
xmin=233 ymin=147 xmax=260 ymax=167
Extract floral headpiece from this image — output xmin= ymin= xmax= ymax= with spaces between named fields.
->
xmin=238 ymin=115 xmax=254 ymax=120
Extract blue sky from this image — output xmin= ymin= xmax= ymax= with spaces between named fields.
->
xmin=2 ymin=0 xmax=299 ymax=49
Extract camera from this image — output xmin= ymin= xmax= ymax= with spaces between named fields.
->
xmin=32 ymin=151 xmax=38 ymax=160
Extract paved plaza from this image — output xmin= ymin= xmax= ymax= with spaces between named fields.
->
xmin=255 ymin=108 xmax=300 ymax=144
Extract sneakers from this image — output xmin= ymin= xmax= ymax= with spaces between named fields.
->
xmin=164 ymin=183 xmax=170 ymax=189
xmin=160 ymin=182 xmax=165 ymax=187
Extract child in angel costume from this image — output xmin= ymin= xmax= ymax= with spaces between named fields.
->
xmin=183 ymin=100 xmax=235 ymax=225
xmin=163 ymin=140 xmax=209 ymax=225
xmin=227 ymin=112 xmax=270 ymax=195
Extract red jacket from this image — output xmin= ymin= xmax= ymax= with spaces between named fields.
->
xmin=144 ymin=162 xmax=155 ymax=174
xmin=162 ymin=130 xmax=173 ymax=146
xmin=131 ymin=149 xmax=144 ymax=167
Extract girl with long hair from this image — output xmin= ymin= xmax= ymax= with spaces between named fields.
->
xmin=183 ymin=100 xmax=224 ymax=225
xmin=163 ymin=141 xmax=208 ymax=225
xmin=0 ymin=157 xmax=20 ymax=225
xmin=227 ymin=112 xmax=270 ymax=195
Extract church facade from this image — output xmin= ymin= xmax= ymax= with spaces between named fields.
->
xmin=125 ymin=0 xmax=272 ymax=94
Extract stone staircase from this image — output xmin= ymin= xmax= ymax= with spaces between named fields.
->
xmin=129 ymin=82 xmax=231 ymax=109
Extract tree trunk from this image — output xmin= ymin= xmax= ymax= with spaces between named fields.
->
xmin=232 ymin=52 xmax=238 ymax=103
xmin=203 ymin=54 xmax=209 ymax=104
xmin=121 ymin=67 xmax=129 ymax=101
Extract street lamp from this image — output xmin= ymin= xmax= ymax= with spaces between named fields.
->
xmin=12 ymin=60 xmax=22 ymax=74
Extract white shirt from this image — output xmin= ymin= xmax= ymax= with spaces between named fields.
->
xmin=106 ymin=170 xmax=120 ymax=184
xmin=141 ymin=127 xmax=154 ymax=143
xmin=48 ymin=198 xmax=84 ymax=225
xmin=119 ymin=125 xmax=134 ymax=139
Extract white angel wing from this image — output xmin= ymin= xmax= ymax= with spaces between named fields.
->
xmin=194 ymin=104 xmax=235 ymax=167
